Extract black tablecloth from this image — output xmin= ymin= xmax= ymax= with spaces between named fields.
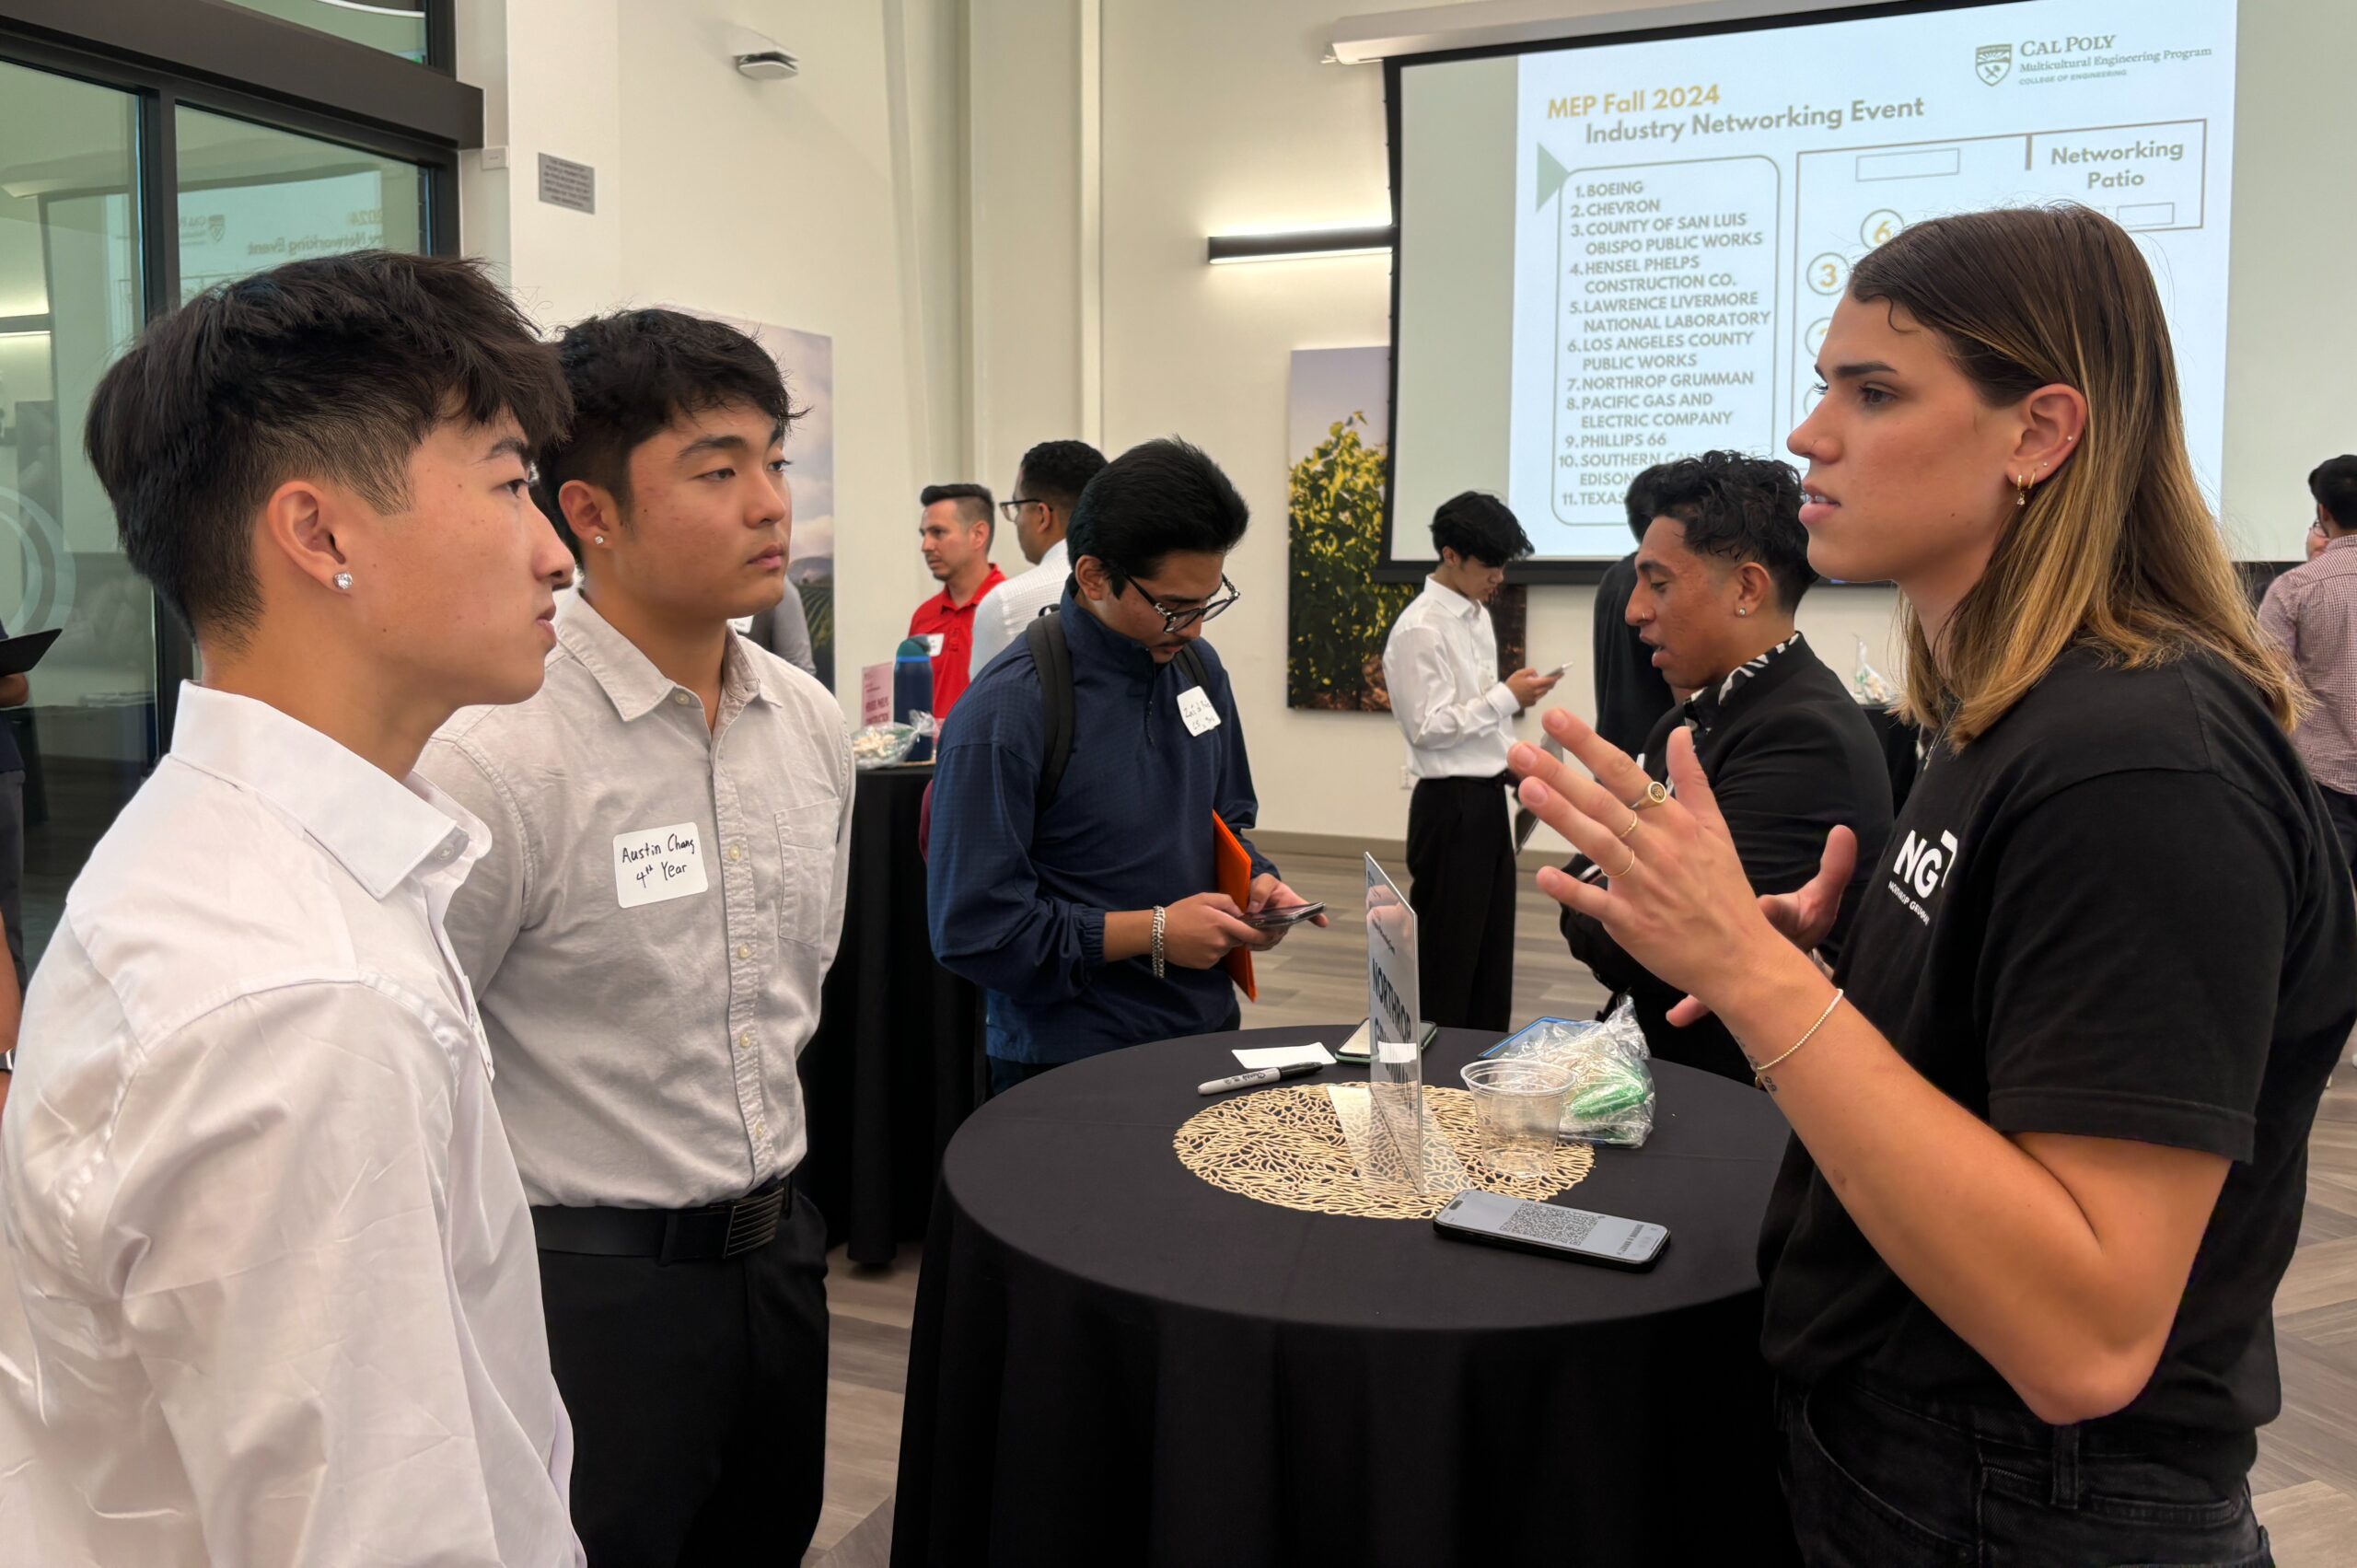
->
xmin=891 ymin=1025 xmax=1802 ymax=1567
xmin=795 ymin=762 xmax=984 ymax=1265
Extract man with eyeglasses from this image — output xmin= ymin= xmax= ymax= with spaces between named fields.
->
xmin=927 ymin=437 xmax=1324 ymax=1093
xmin=968 ymin=439 xmax=1108 ymax=680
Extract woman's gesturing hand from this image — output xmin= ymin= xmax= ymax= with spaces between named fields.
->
xmin=1510 ymin=707 xmax=1786 ymax=1018
xmin=1665 ymin=826 xmax=1856 ymax=1028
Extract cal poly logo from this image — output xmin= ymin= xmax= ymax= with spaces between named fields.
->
xmin=1893 ymin=829 xmax=1959 ymax=900
xmin=1976 ymin=43 xmax=2013 ymax=86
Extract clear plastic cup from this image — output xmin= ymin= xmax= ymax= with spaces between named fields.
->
xmin=1458 ymin=1058 xmax=1573 ymax=1178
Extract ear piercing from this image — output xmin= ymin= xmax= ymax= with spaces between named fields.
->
xmin=332 ymin=572 xmax=354 ymax=591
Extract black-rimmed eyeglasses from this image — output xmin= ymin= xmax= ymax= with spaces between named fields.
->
xmin=999 ymin=496 xmax=1044 ymax=524
xmin=1126 ymin=574 xmax=1240 ymax=633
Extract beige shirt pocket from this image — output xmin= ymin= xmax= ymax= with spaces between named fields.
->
xmin=775 ymin=803 xmax=838 ymax=947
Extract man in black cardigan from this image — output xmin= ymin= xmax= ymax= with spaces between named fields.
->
xmin=1561 ymin=451 xmax=1893 ymax=1083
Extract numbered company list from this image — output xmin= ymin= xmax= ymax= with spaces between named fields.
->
xmin=1550 ymin=157 xmax=1779 ymax=527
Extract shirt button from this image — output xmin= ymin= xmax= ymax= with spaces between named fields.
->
xmin=753 ymin=1121 xmax=767 ymax=1140
xmin=726 ymin=844 xmax=745 ymax=863
xmin=673 ymin=691 xmax=695 ymax=707
xmin=735 ymin=944 xmax=752 ymax=961
xmin=737 ymin=1030 xmax=755 ymax=1051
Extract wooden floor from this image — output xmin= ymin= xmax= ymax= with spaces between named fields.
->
xmin=803 ymin=849 xmax=2357 ymax=1565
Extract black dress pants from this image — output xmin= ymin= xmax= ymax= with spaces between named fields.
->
xmin=1406 ymin=773 xmax=1516 ymax=1032
xmin=539 ymin=1189 xmax=830 ymax=1567
xmin=2322 ymin=783 xmax=2357 ymax=890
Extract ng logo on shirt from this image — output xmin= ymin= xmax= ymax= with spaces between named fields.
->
xmin=1886 ymin=828 xmax=1958 ymax=924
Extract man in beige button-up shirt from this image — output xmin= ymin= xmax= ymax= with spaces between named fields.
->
xmin=421 ymin=308 xmax=850 ymax=1567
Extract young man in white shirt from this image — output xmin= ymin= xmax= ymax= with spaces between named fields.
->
xmin=0 ymin=252 xmax=584 ymax=1566
xmin=968 ymin=438 xmax=1108 ymax=679
xmin=420 ymin=308 xmax=851 ymax=1566
xmin=1381 ymin=493 xmax=1558 ymax=1029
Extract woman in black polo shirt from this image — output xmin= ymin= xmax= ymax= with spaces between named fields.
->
xmin=1515 ymin=203 xmax=2354 ymax=1566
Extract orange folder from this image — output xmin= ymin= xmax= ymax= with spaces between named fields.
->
xmin=1213 ymin=812 xmax=1258 ymax=1003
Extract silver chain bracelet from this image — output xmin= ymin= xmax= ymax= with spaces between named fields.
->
xmin=1151 ymin=905 xmax=1167 ymax=980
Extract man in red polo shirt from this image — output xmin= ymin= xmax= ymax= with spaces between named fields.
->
xmin=910 ymin=482 xmax=1005 ymax=720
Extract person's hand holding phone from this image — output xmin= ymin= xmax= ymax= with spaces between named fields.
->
xmin=1505 ymin=667 xmax=1561 ymax=709
xmin=1244 ymin=873 xmax=1330 ymax=947
xmin=1161 ymin=891 xmax=1275 ymax=968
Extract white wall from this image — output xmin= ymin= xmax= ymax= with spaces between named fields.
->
xmin=972 ymin=0 xmax=1903 ymax=847
xmin=459 ymin=0 xmax=966 ymax=729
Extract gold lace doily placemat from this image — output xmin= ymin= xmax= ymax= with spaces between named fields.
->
xmin=1173 ymin=1084 xmax=1594 ymax=1220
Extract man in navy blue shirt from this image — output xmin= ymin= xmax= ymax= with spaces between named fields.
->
xmin=928 ymin=438 xmax=1324 ymax=1091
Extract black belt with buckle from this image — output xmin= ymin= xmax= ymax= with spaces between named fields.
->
xmin=532 ymin=1178 xmax=789 ymax=1263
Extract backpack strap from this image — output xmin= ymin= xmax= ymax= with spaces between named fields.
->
xmin=1027 ymin=616 xmax=1211 ymax=811
xmin=1174 ymin=644 xmax=1209 ymax=692
xmin=1026 ymin=612 xmax=1076 ymax=809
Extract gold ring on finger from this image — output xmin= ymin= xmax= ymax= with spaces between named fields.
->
xmin=1626 ymin=780 xmax=1670 ymax=812
xmin=1612 ymin=844 xmax=1639 ymax=878
xmin=1615 ymin=812 xmax=1641 ymax=842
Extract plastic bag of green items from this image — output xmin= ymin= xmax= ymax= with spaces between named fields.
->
xmin=1480 ymin=1000 xmax=1655 ymax=1147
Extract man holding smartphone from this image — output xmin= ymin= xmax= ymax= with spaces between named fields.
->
xmin=928 ymin=439 xmax=1322 ymax=1093
xmin=1382 ymin=493 xmax=1556 ymax=1031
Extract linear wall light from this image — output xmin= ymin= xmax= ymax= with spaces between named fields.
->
xmin=1205 ymin=225 xmax=1395 ymax=265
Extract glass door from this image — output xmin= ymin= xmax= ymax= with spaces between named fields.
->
xmin=175 ymin=106 xmax=427 ymax=297
xmin=0 ymin=59 xmax=148 ymax=971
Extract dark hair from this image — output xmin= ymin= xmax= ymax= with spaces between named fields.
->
xmin=1642 ymin=451 xmax=1816 ymax=610
xmin=1623 ymin=463 xmax=1670 ymax=547
xmin=1430 ymin=491 xmax=1532 ymax=568
xmin=84 ymin=250 xmax=569 ymax=645
xmin=1066 ymin=437 xmax=1248 ymax=585
xmin=2311 ymin=456 xmax=2357 ymax=532
xmin=920 ymin=482 xmax=994 ymax=542
xmin=1017 ymin=440 xmax=1108 ymax=512
xmin=539 ymin=308 xmax=799 ymax=558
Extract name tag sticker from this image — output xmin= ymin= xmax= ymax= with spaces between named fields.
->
xmin=1178 ymin=687 xmax=1221 ymax=738
xmin=925 ymin=633 xmax=945 ymax=657
xmin=613 ymin=821 xmax=711 ymax=909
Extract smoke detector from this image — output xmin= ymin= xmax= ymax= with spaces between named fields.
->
xmin=727 ymin=26 xmax=798 ymax=80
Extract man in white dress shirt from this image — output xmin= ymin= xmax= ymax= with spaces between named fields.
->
xmin=421 ymin=308 xmax=851 ymax=1566
xmin=1381 ymin=493 xmax=1557 ymax=1029
xmin=0 ymin=252 xmax=585 ymax=1565
xmin=966 ymin=438 xmax=1107 ymax=680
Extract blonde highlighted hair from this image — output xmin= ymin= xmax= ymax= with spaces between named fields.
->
xmin=1848 ymin=205 xmax=2295 ymax=746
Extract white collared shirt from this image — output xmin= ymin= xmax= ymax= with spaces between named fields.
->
xmin=0 ymin=684 xmax=580 ymax=1568
xmin=1381 ymin=575 xmax=1521 ymax=779
xmin=968 ymin=537 xmax=1071 ymax=680
xmin=420 ymin=589 xmax=853 ymax=1210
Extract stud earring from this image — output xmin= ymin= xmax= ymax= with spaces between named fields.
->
xmin=332 ymin=572 xmax=354 ymax=591
xmin=594 ymin=535 xmax=608 ymax=546
xmin=1736 ymin=607 xmax=1748 ymax=617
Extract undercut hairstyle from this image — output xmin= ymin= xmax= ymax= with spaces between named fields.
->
xmin=1623 ymin=463 xmax=1669 ymax=547
xmin=1430 ymin=491 xmax=1533 ymax=568
xmin=920 ymin=482 xmax=995 ymax=543
xmin=1643 ymin=451 xmax=1817 ymax=611
xmin=1066 ymin=437 xmax=1248 ymax=587
xmin=1017 ymin=440 xmax=1108 ymax=513
xmin=538 ymin=308 xmax=801 ymax=558
xmin=84 ymin=250 xmax=569 ymax=646
xmin=2310 ymin=455 xmax=2357 ymax=532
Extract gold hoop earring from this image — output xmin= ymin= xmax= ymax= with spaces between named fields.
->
xmin=2014 ymin=473 xmax=2029 ymax=509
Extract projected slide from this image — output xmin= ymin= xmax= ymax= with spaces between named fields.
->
xmin=1502 ymin=0 xmax=2235 ymax=561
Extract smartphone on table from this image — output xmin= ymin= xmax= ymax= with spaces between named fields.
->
xmin=1335 ymin=1018 xmax=1438 ymax=1062
xmin=1433 ymin=1189 xmax=1669 ymax=1271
